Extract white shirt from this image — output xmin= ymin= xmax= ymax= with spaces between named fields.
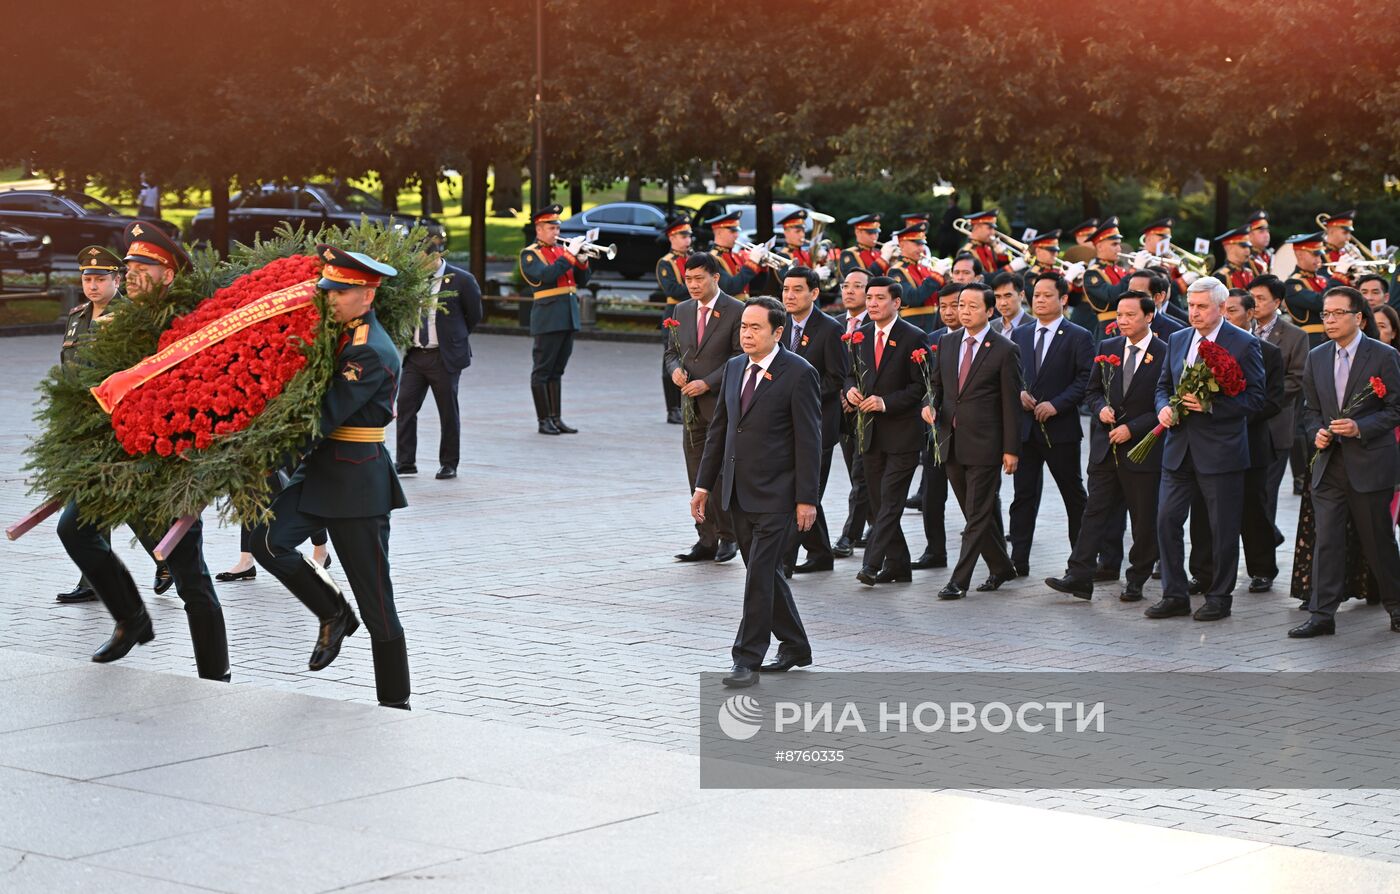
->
xmin=1255 ymin=310 xmax=1280 ymax=341
xmin=1030 ymin=315 xmax=1063 ymax=365
xmin=872 ymin=316 xmax=897 ymax=344
xmin=961 ymin=323 xmax=990 ymax=358
xmin=1124 ymin=331 xmax=1153 ymax=360
xmin=743 ymin=343 xmax=781 ymax=395
xmin=788 ymin=308 xmax=813 ymax=348
xmin=1186 ymin=318 xmax=1224 ymax=366
xmin=998 ymin=309 xmax=1029 ymax=334
xmin=1334 ymin=330 xmax=1363 ymax=383
xmin=844 ymin=311 xmax=868 ymax=334
xmin=415 ymin=259 xmax=447 ymax=348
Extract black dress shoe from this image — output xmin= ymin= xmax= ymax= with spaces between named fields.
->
xmin=875 ymin=568 xmax=913 ymax=584
xmin=904 ymin=496 xmax=922 ymax=511
xmin=783 ymin=564 xmax=794 ymax=580
xmin=1045 ymin=576 xmax=1092 ymax=600
xmin=1248 ymin=576 xmax=1273 ymax=593
xmin=1093 ymin=567 xmax=1120 ymax=582
xmin=722 ymin=664 xmax=758 ymax=688
xmin=794 ymin=558 xmax=833 ymax=574
xmin=1293 ymin=479 xmax=1304 ymax=496
xmin=1193 ymin=602 xmax=1231 ymax=622
xmin=856 ymin=568 xmax=878 ymax=587
xmin=714 ymin=541 xmax=738 ymax=563
xmin=435 ymin=466 xmax=457 ymax=480
xmin=976 ymin=573 xmax=1014 ymax=592
xmin=395 ymin=464 xmax=418 ymax=476
xmin=666 ymin=408 xmax=683 ymax=425
xmin=1120 ymin=580 xmax=1145 ymax=602
xmin=1390 ymin=615 xmax=1400 ymax=632
xmin=91 ymin=612 xmax=155 ymax=663
xmin=1144 ymin=598 xmax=1191 ymax=619
xmin=675 ymin=543 xmax=717 ymax=562
xmin=832 ymin=537 xmax=854 ymax=559
xmin=1187 ymin=578 xmax=1206 ymax=596
xmin=937 ymin=582 xmax=966 ymax=600
xmin=55 ymin=585 xmax=98 ymax=604
xmin=1014 ymin=563 xmax=1030 ymax=578
xmin=538 ymin=418 xmax=562 ymax=435
xmin=1150 ymin=561 xmax=1162 ymax=580
xmin=309 ymin=606 xmax=360 ymax=672
xmin=759 ymin=651 xmax=813 ymax=673
xmin=911 ymin=553 xmax=947 ymax=570
xmin=379 ymin=699 xmax=412 ymax=710
xmin=1288 ymin=617 xmax=1336 ymax=638
xmin=214 ymin=567 xmax=256 ymax=582
xmin=153 ymin=564 xmax=173 ymax=595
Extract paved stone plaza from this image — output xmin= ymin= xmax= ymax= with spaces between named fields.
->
xmin=3 ymin=331 xmax=1400 ymax=889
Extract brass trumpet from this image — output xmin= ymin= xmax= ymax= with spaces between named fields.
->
xmin=1135 ymin=237 xmax=1211 ymax=276
xmin=574 ymin=239 xmax=618 ymax=261
xmin=736 ymin=237 xmax=791 ymax=272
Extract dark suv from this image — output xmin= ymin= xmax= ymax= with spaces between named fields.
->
xmin=0 ymin=190 xmax=178 ymax=256
xmin=185 ymin=182 xmax=447 ymax=248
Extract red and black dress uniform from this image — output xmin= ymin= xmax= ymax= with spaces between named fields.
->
xmin=1212 ymin=227 xmax=1256 ymax=291
xmin=1080 ymin=218 xmax=1132 ymax=342
xmin=656 ymin=213 xmax=693 ymax=424
xmin=1021 ymin=230 xmax=1063 ymax=295
xmin=251 ymin=244 xmax=411 ymax=709
xmin=1282 ymin=232 xmax=1345 ymax=347
xmin=776 ymin=208 xmax=815 ymax=271
xmin=888 ymin=222 xmax=944 ymax=333
xmin=1245 ymin=209 xmax=1273 ymax=276
xmin=57 ymin=222 xmax=230 ymax=681
xmin=520 ymin=204 xmax=591 ymax=433
xmin=1140 ymin=218 xmax=1190 ymax=299
xmin=959 ymin=208 xmax=1013 ymax=275
xmin=1320 ymin=209 xmax=1357 ymax=284
xmin=838 ymin=214 xmax=890 ymax=278
xmin=704 ymin=210 xmax=763 ymax=297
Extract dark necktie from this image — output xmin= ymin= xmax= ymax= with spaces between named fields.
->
xmin=739 ymin=363 xmax=761 ymax=415
xmin=1123 ymin=344 xmax=1139 ymax=390
xmin=958 ymin=335 xmax=976 ymax=392
xmin=417 ymin=309 xmax=432 ymax=347
xmin=1034 ymin=326 xmax=1048 ymax=375
xmin=791 ymin=322 xmax=803 ymax=349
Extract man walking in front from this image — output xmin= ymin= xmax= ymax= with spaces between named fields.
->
xmin=693 ymin=298 xmax=822 ymax=688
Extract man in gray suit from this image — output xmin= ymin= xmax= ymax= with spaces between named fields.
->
xmin=666 ymin=252 xmax=744 ymax=563
xmin=1290 ymin=286 xmax=1400 ymax=637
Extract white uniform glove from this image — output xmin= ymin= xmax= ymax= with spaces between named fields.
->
xmin=1333 ymin=254 xmax=1355 ymax=276
xmin=1061 ymin=261 xmax=1086 ymax=283
xmin=880 ymin=240 xmax=898 ymax=261
xmin=563 ymin=235 xmax=587 ymax=257
xmin=1181 ymin=271 xmax=1200 ymax=286
xmin=934 ymin=256 xmax=953 ymax=276
xmin=1131 ymin=250 xmax=1151 ymax=270
xmin=1009 ymin=256 xmax=1028 ymax=272
xmin=747 ymin=243 xmax=768 ymax=264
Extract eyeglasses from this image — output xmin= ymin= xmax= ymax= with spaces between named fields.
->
xmin=1319 ymin=310 xmax=1361 ymax=320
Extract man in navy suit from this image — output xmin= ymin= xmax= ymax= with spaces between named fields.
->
xmin=693 ymin=297 xmax=822 ymax=687
xmin=1147 ymin=277 xmax=1265 ymax=622
xmin=1046 ymin=292 xmax=1168 ymax=600
xmin=1289 ymin=288 xmax=1400 ymax=637
xmin=780 ymin=267 xmax=845 ymax=575
xmin=395 ymin=253 xmax=483 ymax=480
xmin=1008 ymin=273 xmax=1092 ymax=575
xmin=844 ymin=277 xmax=930 ymax=586
xmin=1127 ymin=270 xmax=1186 ymax=341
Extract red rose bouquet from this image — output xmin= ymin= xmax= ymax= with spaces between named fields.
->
xmin=1127 ymin=339 xmax=1245 ymax=463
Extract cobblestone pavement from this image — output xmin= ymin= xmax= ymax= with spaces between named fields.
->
xmin=3 ymin=331 xmax=1399 ymax=865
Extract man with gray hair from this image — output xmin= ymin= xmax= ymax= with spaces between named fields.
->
xmin=1145 ymin=276 xmax=1265 ymax=622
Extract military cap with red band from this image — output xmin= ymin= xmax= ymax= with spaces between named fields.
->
xmin=531 ymin=203 xmax=564 ymax=224
xmin=1322 ymin=210 xmax=1356 ymax=231
xmin=316 ymin=243 xmax=398 ymax=291
xmin=1091 ymin=217 xmax=1123 ymax=244
xmin=664 ymin=212 xmax=692 ymax=236
xmin=123 ymin=221 xmax=190 ymax=272
xmin=1284 ymin=232 xmax=1326 ymax=252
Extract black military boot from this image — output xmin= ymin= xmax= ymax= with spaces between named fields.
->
xmin=371 ymin=635 xmax=412 ymax=709
xmin=533 ymin=384 xmax=561 ymax=435
xmin=283 ymin=555 xmax=360 ymax=671
xmin=187 ymin=610 xmax=231 ymax=681
xmin=547 ymin=381 xmax=577 ymax=433
xmin=92 ymin=610 xmax=155 ymax=663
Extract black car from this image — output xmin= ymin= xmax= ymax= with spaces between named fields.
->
xmin=0 ymin=190 xmax=177 ymax=256
xmin=520 ymin=201 xmax=671 ymax=279
xmin=185 ymin=182 xmax=447 ymax=249
xmin=0 ymin=224 xmax=52 ymax=289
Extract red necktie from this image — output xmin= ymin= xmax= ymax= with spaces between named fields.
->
xmin=696 ymin=305 xmax=707 ymax=343
xmin=957 ymin=335 xmax=975 ymax=391
xmin=874 ymin=330 xmax=886 ymax=370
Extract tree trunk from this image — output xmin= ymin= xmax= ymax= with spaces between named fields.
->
xmin=1080 ymin=181 xmax=1101 ymax=221
xmin=419 ymin=164 xmax=443 ymax=216
xmin=379 ymin=171 xmax=400 ymax=212
xmin=493 ymin=161 xmax=522 ymax=217
xmin=210 ymin=174 xmax=230 ymax=260
xmin=459 ymin=160 xmax=472 ymax=217
xmin=625 ymin=175 xmax=642 ymax=202
xmin=469 ymin=159 xmax=489 ymax=285
xmin=970 ymin=188 xmax=983 ymax=215
xmin=570 ymin=177 xmax=584 ymax=215
xmin=666 ymin=176 xmax=676 ymax=212
xmin=752 ymin=164 xmax=775 ymax=295
xmin=1213 ymin=175 xmax=1230 ymax=241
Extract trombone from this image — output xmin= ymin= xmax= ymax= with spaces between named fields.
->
xmin=736 ymin=236 xmax=791 ymax=272
xmin=953 ymin=216 xmax=1032 ymax=259
xmin=1135 ymin=237 xmax=1212 ymax=276
xmin=1314 ymin=212 xmax=1398 ymax=265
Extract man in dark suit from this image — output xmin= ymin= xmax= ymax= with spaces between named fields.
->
xmin=394 ymin=254 xmax=482 ymax=480
xmin=844 ymin=277 xmax=928 ymax=586
xmin=693 ymin=297 xmax=822 ymax=687
xmin=912 ymin=283 xmax=967 ymax=570
xmin=1147 ymin=277 xmax=1265 ymax=622
xmin=990 ymin=271 xmax=1032 ymax=337
xmin=1249 ymin=274 xmax=1310 ymax=580
xmin=665 ymin=252 xmax=744 ymax=563
xmin=1127 ymin=270 xmax=1186 ymax=341
xmin=1047 ymin=292 xmax=1168 ymax=600
xmin=834 ymin=269 xmax=871 ymax=558
xmin=923 ymin=282 xmax=1022 ymax=599
xmin=1290 ymin=287 xmax=1400 ymax=637
xmin=780 ymin=267 xmax=844 ymax=574
xmin=1008 ymin=273 xmax=1092 ymax=576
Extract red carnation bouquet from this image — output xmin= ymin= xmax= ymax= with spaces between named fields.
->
xmin=661 ymin=316 xmax=697 ymax=430
xmin=1310 ymin=375 xmax=1388 ymax=468
xmin=910 ymin=347 xmax=940 ymax=464
xmin=109 ymin=254 xmax=321 ymax=457
xmin=1127 ymin=339 xmax=1246 ymax=462
xmin=1094 ymin=352 xmax=1123 ymax=463
xmin=841 ymin=330 xmax=869 ymax=450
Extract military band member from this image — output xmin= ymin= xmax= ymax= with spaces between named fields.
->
xmin=57 ymin=222 xmax=229 ymax=680
xmin=656 ymin=212 xmax=693 ymax=425
xmin=251 ymin=245 xmax=411 ymax=709
xmin=1139 ymin=217 xmax=1195 ymax=297
xmin=1213 ymin=227 xmax=1257 ymax=291
xmin=1081 ymin=217 xmax=1133 ymax=342
xmin=960 ymin=208 xmax=1013 ymax=275
xmin=777 ymin=208 xmax=814 ymax=268
xmin=888 ymin=222 xmax=945 ymax=332
xmin=839 ymin=213 xmax=890 ymax=278
xmin=1246 ymin=209 xmax=1273 ymax=276
xmin=54 ymin=246 xmax=126 ymax=605
xmin=1282 ymin=232 xmax=1348 ymax=346
xmin=520 ymin=203 xmax=589 ymax=434
xmin=1022 ymin=230 xmax=1063 ymax=294
xmin=1321 ymin=209 xmax=1357 ymax=273
xmin=1069 ymin=219 xmax=1099 ymax=250
xmin=705 ymin=210 xmax=766 ymax=297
